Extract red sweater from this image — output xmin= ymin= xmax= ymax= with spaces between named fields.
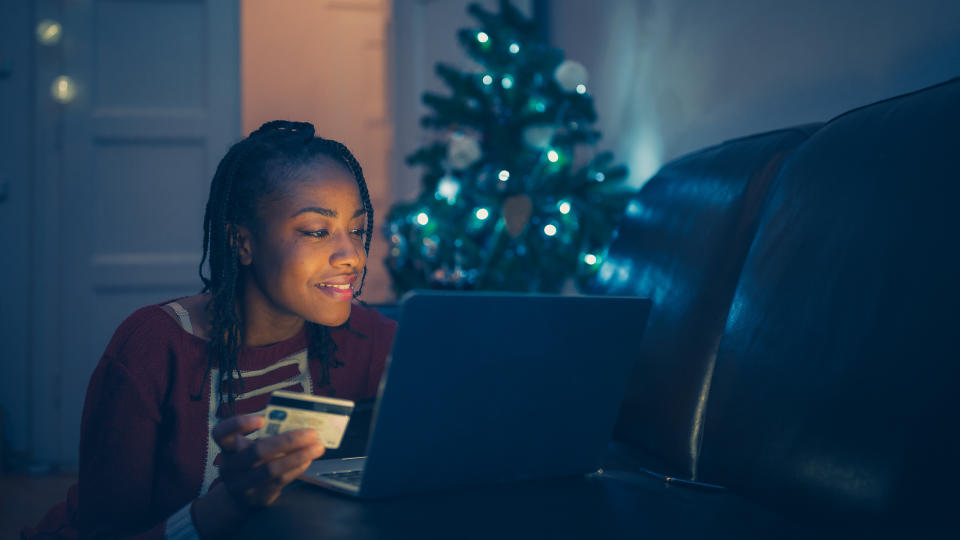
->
xmin=23 ymin=301 xmax=396 ymax=539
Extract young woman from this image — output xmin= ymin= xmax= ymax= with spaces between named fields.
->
xmin=24 ymin=121 xmax=397 ymax=539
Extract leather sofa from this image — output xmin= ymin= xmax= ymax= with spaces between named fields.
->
xmin=589 ymin=77 xmax=959 ymax=537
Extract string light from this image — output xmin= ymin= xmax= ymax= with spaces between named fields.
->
xmin=50 ymin=76 xmax=77 ymax=103
xmin=436 ymin=176 xmax=460 ymax=204
xmin=498 ymin=169 xmax=510 ymax=181
xmin=477 ymin=32 xmax=489 ymax=43
xmin=557 ymin=200 xmax=571 ymax=214
xmin=594 ymin=172 xmax=605 ymax=182
xmin=576 ymin=84 xmax=587 ymax=94
xmin=547 ymin=150 xmax=559 ymax=163
xmin=509 ymin=43 xmax=520 ymax=54
xmin=584 ymin=253 xmax=598 ymax=265
xmin=543 ymin=224 xmax=558 ymax=237
xmin=416 ymin=212 xmax=429 ymax=226
xmin=36 ymin=20 xmax=62 ymax=45
xmin=501 ymin=75 xmax=514 ymax=89
xmin=475 ymin=207 xmax=490 ymax=220
xmin=482 ymin=74 xmax=493 ymax=86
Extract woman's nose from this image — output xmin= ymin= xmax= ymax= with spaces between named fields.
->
xmin=330 ymin=231 xmax=362 ymax=267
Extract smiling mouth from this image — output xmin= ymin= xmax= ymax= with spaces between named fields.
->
xmin=316 ymin=282 xmax=353 ymax=290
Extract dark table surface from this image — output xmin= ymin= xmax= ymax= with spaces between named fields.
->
xmin=237 ymin=468 xmax=825 ymax=540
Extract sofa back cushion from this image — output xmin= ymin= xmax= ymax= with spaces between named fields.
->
xmin=588 ymin=125 xmax=818 ymax=477
xmin=698 ymin=78 xmax=960 ymax=531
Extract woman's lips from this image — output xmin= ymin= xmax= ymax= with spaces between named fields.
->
xmin=315 ymin=281 xmax=355 ymax=301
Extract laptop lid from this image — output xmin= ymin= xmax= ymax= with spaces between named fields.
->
xmin=357 ymin=291 xmax=652 ymax=499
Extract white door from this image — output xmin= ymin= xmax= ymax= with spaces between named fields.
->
xmin=32 ymin=0 xmax=240 ymax=468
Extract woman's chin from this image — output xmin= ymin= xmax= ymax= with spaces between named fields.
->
xmin=310 ymin=304 xmax=352 ymax=327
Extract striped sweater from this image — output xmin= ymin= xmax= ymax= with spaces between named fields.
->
xmin=23 ymin=300 xmax=396 ymax=539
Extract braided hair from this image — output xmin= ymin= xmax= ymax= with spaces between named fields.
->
xmin=196 ymin=120 xmax=374 ymax=413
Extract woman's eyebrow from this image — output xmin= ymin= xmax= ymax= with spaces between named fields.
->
xmin=291 ymin=207 xmax=367 ymax=218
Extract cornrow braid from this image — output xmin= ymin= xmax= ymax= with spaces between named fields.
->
xmin=196 ymin=120 xmax=375 ymax=413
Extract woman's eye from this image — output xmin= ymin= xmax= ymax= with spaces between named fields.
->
xmin=302 ymin=229 xmax=329 ymax=239
xmin=352 ymin=228 xmax=367 ymax=238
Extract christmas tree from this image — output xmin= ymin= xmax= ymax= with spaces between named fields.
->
xmin=384 ymin=0 xmax=630 ymax=295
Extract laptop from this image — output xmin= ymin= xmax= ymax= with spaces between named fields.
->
xmin=299 ymin=290 xmax=652 ymax=499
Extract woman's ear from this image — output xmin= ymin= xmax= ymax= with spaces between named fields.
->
xmin=229 ymin=224 xmax=254 ymax=266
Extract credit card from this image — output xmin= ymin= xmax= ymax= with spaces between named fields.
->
xmin=257 ymin=390 xmax=355 ymax=449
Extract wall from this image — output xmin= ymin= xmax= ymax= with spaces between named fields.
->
xmin=242 ymin=0 xmax=393 ymax=302
xmin=549 ymin=0 xmax=960 ymax=185
xmin=0 ymin=0 xmax=36 ymax=469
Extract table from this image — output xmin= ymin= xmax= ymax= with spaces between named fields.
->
xmin=237 ymin=469 xmax=821 ymax=539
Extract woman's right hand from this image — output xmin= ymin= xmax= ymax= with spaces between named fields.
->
xmin=191 ymin=414 xmax=325 ymax=537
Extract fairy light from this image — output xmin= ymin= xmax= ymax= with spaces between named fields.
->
xmin=475 ymin=207 xmax=490 ymax=220
xmin=583 ymin=253 xmax=598 ymax=265
xmin=436 ymin=176 xmax=460 ymax=204
xmin=482 ymin=74 xmax=493 ymax=86
xmin=50 ymin=76 xmax=77 ymax=103
xmin=547 ymin=150 xmax=559 ymax=163
xmin=477 ymin=32 xmax=489 ymax=43
xmin=36 ymin=20 xmax=62 ymax=45
xmin=558 ymin=201 xmax=571 ymax=214
xmin=543 ymin=224 xmax=557 ymax=237
xmin=498 ymin=169 xmax=510 ymax=182
xmin=509 ymin=43 xmax=520 ymax=54
xmin=416 ymin=212 xmax=429 ymax=226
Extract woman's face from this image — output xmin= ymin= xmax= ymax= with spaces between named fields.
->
xmin=241 ymin=163 xmax=367 ymax=327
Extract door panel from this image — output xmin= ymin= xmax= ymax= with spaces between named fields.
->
xmin=33 ymin=0 xmax=239 ymax=467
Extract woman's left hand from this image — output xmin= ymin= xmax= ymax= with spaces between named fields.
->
xmin=213 ymin=414 xmax=325 ymax=508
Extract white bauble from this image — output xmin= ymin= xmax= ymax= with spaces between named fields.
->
xmin=522 ymin=124 xmax=556 ymax=149
xmin=447 ymin=133 xmax=482 ymax=169
xmin=553 ymin=60 xmax=588 ymax=93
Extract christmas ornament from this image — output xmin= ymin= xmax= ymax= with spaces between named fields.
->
xmin=553 ymin=60 xmax=588 ymax=93
xmin=522 ymin=125 xmax=556 ymax=149
xmin=447 ymin=133 xmax=482 ymax=169
xmin=502 ymin=194 xmax=533 ymax=238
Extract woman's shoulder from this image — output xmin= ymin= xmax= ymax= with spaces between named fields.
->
xmin=104 ymin=297 xmax=200 ymax=360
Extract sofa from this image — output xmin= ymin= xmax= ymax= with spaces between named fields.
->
xmin=588 ymin=77 xmax=959 ymax=537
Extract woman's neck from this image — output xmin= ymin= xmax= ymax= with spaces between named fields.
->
xmin=241 ymin=278 xmax=306 ymax=347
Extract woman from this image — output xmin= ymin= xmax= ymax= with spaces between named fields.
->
xmin=24 ymin=120 xmax=396 ymax=538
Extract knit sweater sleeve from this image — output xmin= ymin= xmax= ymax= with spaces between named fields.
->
xmin=74 ymin=306 xmax=187 ymax=539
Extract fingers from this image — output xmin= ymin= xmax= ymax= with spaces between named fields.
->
xmin=221 ymin=429 xmax=320 ymax=473
xmin=213 ymin=414 xmax=265 ymax=452
xmin=262 ymin=443 xmax=325 ymax=486
xmin=227 ymin=442 xmax=325 ymax=507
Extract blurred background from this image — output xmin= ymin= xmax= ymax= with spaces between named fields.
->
xmin=1 ymin=0 xmax=958 ymax=530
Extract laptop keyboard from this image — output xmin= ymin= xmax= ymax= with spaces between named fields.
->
xmin=320 ymin=469 xmax=363 ymax=486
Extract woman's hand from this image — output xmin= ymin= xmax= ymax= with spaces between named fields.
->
xmin=191 ymin=414 xmax=324 ymax=537
xmin=214 ymin=414 xmax=326 ymax=508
